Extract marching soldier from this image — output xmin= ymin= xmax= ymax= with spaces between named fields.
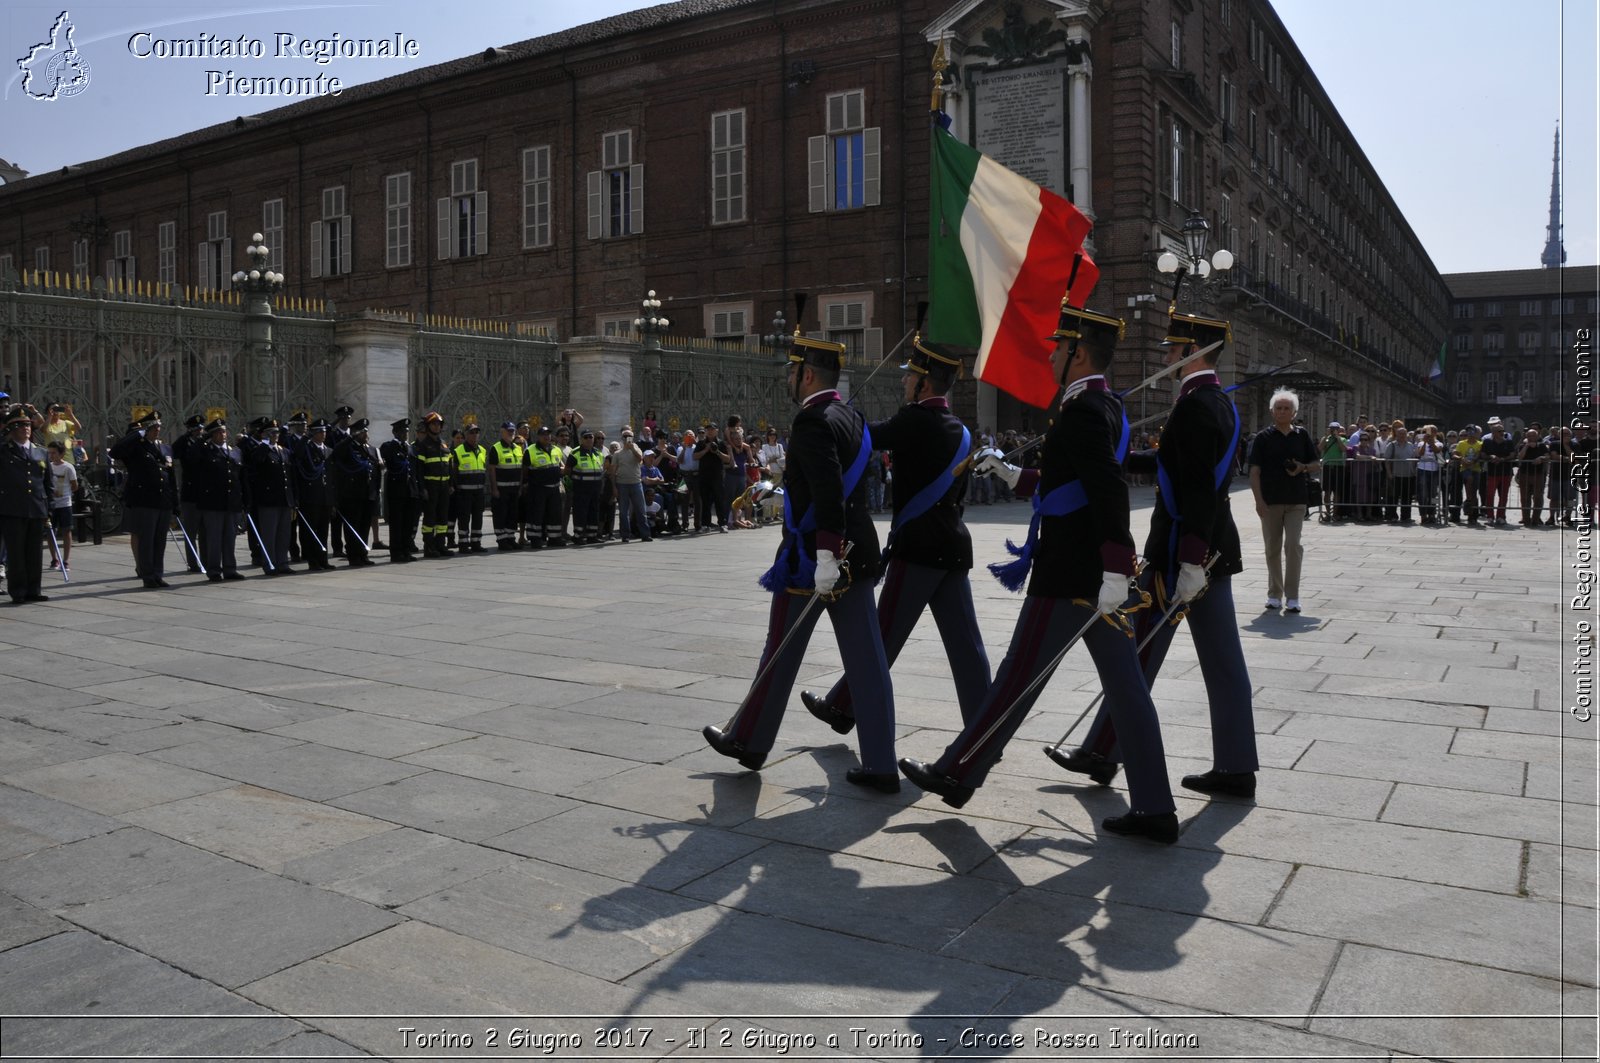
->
xmin=523 ymin=424 xmax=566 ymax=548
xmin=900 ymin=300 xmax=1179 ymax=843
xmin=244 ymin=420 xmax=295 ymax=574
xmin=110 ymin=411 xmax=178 ymax=589
xmin=190 ymin=419 xmax=247 ymax=582
xmin=487 ymin=420 xmax=525 ymax=550
xmin=380 ymin=418 xmax=423 ymax=563
xmin=801 ymin=336 xmax=990 ymax=732
xmin=415 ymin=411 xmax=454 ymax=557
xmin=332 ymin=418 xmax=379 ymax=567
xmin=291 ymin=419 xmax=335 ymax=571
xmin=0 ymin=405 xmax=51 ymax=604
xmin=702 ymin=332 xmax=897 ymax=792
xmin=1065 ymin=311 xmax=1259 ymax=801
xmin=452 ymin=423 xmax=489 ymax=553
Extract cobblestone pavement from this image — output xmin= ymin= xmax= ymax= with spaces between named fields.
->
xmin=1 ymin=486 xmax=1595 ymax=1061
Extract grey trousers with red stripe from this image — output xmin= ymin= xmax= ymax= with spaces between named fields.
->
xmin=932 ymin=595 xmax=1176 ymax=815
xmin=817 ymin=557 xmax=990 ymax=727
xmin=724 ymin=579 xmax=896 ymax=773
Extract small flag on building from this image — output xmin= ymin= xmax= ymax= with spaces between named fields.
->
xmin=926 ymin=126 xmax=1097 ymax=408
xmin=1428 ymin=341 xmax=1446 ymax=384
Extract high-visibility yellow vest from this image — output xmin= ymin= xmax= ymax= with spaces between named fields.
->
xmin=454 ymin=444 xmax=487 ymax=487
xmin=492 ymin=441 xmax=525 ymax=484
xmin=571 ymin=448 xmax=604 ymax=480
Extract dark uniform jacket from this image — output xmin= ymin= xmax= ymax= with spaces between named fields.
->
xmin=174 ymin=430 xmax=204 ymax=504
xmin=245 ymin=441 xmax=295 ymax=508
xmin=189 ymin=441 xmax=244 ymax=512
xmin=291 ymin=439 xmax=332 ymax=506
xmin=777 ymin=391 xmax=881 ymax=583
xmin=332 ymin=437 xmax=379 ymax=506
xmin=1128 ymin=372 xmax=1244 ymax=579
xmin=1013 ymin=381 xmax=1136 ymax=600
xmin=380 ymin=438 xmax=424 ymax=499
xmin=109 ymin=430 xmax=177 ymax=510
xmin=0 ymin=439 xmax=49 ymax=519
xmin=870 ymin=397 xmax=972 ymax=570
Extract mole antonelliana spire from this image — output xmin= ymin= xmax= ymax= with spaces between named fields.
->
xmin=1541 ymin=125 xmax=1566 ymax=269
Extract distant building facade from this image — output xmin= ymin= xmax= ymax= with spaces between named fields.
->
xmin=1 ymin=0 xmax=1448 ymax=433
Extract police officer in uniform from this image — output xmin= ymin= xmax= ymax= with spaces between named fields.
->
xmin=487 ymin=420 xmax=525 ymax=550
xmin=173 ymin=414 xmax=207 ymax=571
xmin=331 ymin=419 xmax=378 ymax=567
xmin=452 ymin=423 xmax=489 ymax=553
xmin=1066 ymin=311 xmax=1259 ymax=800
xmin=0 ymin=405 xmax=51 ymax=603
xmin=281 ymin=412 xmax=309 ymax=562
xmin=523 ymin=424 xmax=565 ymax=548
xmin=380 ymin=418 xmax=422 ymax=563
xmin=415 ymin=411 xmax=454 ymax=557
xmin=801 ymin=336 xmax=990 ymax=732
xmin=702 ymin=332 xmax=897 ymax=792
xmin=567 ymin=428 xmax=606 ymax=544
xmin=900 ymin=302 xmax=1179 ymax=842
xmin=111 ymin=411 xmax=178 ymax=588
xmin=326 ymin=405 xmax=355 ymax=556
xmin=244 ymin=419 xmax=295 ymax=574
xmin=191 ymin=419 xmax=247 ymax=582
xmin=292 ymin=419 xmax=335 ymax=570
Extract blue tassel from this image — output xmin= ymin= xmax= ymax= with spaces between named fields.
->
xmin=1004 ymin=537 xmax=1025 ymax=557
xmin=988 ymin=555 xmax=1030 ymax=592
xmin=757 ymin=565 xmax=786 ymax=593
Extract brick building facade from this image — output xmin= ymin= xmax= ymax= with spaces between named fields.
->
xmin=1 ymin=0 xmax=1449 ymax=434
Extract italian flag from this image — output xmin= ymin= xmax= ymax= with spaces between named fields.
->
xmin=927 ymin=126 xmax=1098 ymax=408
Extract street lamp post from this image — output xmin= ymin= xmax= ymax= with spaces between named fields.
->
xmin=231 ymin=232 xmax=285 ymax=422
xmin=762 ymin=309 xmax=790 ymax=356
xmin=1156 ymin=208 xmax=1234 ymax=313
xmin=634 ymin=289 xmax=670 ymax=351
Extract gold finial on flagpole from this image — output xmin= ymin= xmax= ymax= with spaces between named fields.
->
xmin=931 ymin=39 xmax=949 ymax=112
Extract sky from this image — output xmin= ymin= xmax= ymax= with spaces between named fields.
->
xmin=2 ymin=0 xmax=1594 ymax=277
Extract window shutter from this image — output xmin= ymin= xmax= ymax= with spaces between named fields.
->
xmin=339 ymin=214 xmax=352 ymax=273
xmin=630 ymin=163 xmax=644 ymax=234
xmin=199 ymin=243 xmax=212 ymax=290
xmin=473 ymin=191 xmax=488 ymax=255
xmin=126 ymin=256 xmax=136 ymax=283
xmin=863 ymin=327 xmax=883 ymax=361
xmin=220 ymin=239 xmax=233 ymax=290
xmin=863 ymin=127 xmax=881 ymax=207
xmin=310 ymin=220 xmax=324 ymax=277
xmin=808 ymin=136 xmax=827 ymax=213
xmin=587 ymin=171 xmax=603 ymax=239
xmin=437 ymin=197 xmax=452 ymax=259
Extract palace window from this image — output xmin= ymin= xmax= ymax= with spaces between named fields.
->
xmin=386 ymin=172 xmax=412 ymax=268
xmin=312 ymin=185 xmax=350 ymax=277
xmin=438 ymin=158 xmax=488 ymax=258
xmin=810 ymin=90 xmax=880 ymax=212
xmin=711 ymin=110 xmax=746 ymax=225
xmin=522 ymin=148 xmax=552 ymax=248
xmin=198 ymin=210 xmax=231 ymax=290
xmin=262 ymin=198 xmax=284 ymax=272
xmin=588 ymin=131 xmax=643 ymax=239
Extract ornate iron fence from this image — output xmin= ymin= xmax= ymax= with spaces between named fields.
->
xmin=408 ymin=322 xmax=566 ymax=428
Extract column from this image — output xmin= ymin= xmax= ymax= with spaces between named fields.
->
xmin=332 ymin=312 xmax=412 ymax=429
xmin=564 ymin=337 xmax=635 ymax=434
xmin=1067 ymin=54 xmax=1094 ymax=223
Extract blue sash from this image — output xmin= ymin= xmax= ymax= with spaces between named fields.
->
xmin=1156 ymin=394 xmax=1241 ymax=584
xmin=989 ymin=413 xmax=1130 ymax=592
xmin=887 ymin=426 xmax=970 ymax=548
xmin=758 ymin=424 xmax=873 ymax=592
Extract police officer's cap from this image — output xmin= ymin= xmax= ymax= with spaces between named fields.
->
xmin=350 ymin=418 xmax=370 ymax=433
xmin=1162 ymin=311 xmax=1231 ymax=350
xmin=204 ymin=418 xmax=227 ymax=435
xmin=334 ymin=405 xmax=356 ymax=419
xmin=580 ymin=428 xmax=595 ymax=438
xmin=184 ymin=414 xmax=205 ymax=430
xmin=785 ymin=332 xmax=847 ymax=373
xmin=464 ymin=423 xmax=481 ymax=433
xmin=500 ymin=420 xmax=516 ymax=431
xmin=285 ymin=412 xmax=308 ymax=426
xmin=309 ymin=419 xmax=330 ymax=432
xmin=392 ymin=417 xmax=410 ymax=432
xmin=902 ymin=336 xmax=965 ymax=381
xmin=536 ymin=424 xmax=551 ymax=434
xmin=3 ymin=408 xmax=30 ymax=431
xmin=136 ymin=410 xmax=162 ymax=429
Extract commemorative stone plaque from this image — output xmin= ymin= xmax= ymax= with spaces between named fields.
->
xmin=971 ymin=59 xmax=1069 ymax=197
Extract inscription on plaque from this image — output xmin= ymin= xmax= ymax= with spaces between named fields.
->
xmin=972 ymin=59 xmax=1069 ymax=196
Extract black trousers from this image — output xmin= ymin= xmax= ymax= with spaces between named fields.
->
xmin=1 ymin=514 xmax=45 ymax=601
xmin=124 ymin=505 xmax=171 ymax=580
xmin=696 ymin=471 xmax=725 ymax=528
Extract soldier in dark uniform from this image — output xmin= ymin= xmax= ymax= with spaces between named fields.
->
xmin=523 ymin=424 xmax=566 ymax=548
xmin=244 ymin=419 xmax=295 ymax=574
xmin=332 ymin=418 xmax=378 ymax=567
xmin=0 ymin=405 xmax=51 ymax=604
xmin=380 ymin=418 xmax=422 ymax=563
xmin=109 ymin=411 xmax=177 ymax=588
xmin=1067 ymin=312 xmax=1259 ymax=800
xmin=899 ymin=303 xmax=1180 ymax=843
xmin=291 ymin=419 xmax=335 ymax=571
xmin=487 ymin=421 xmax=525 ymax=550
xmin=190 ymin=419 xmax=246 ymax=581
xmin=173 ymin=414 xmax=206 ymax=571
xmin=801 ymin=337 xmax=990 ymax=732
xmin=702 ymin=333 xmax=897 ymax=792
xmin=415 ymin=411 xmax=454 ymax=557
xmin=326 ymin=405 xmax=355 ymax=556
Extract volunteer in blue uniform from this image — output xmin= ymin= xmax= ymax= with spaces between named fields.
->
xmin=801 ymin=336 xmax=989 ymax=733
xmin=899 ymin=302 xmax=1179 ymax=842
xmin=702 ymin=331 xmax=897 ymax=792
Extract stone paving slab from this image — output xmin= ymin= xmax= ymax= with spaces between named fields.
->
xmin=0 ymin=488 xmax=1592 ymax=1060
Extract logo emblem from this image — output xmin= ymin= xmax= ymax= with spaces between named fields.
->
xmin=18 ymin=11 xmax=91 ymax=102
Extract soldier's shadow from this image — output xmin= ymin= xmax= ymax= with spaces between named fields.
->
xmin=562 ymin=750 xmax=1247 ymax=1058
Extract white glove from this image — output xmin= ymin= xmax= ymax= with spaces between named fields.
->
xmin=812 ymin=552 xmax=843 ymax=593
xmin=1174 ymin=562 xmax=1207 ymax=604
xmin=974 ymin=453 xmax=1021 ymax=488
xmin=1097 ymin=571 xmax=1128 ymax=615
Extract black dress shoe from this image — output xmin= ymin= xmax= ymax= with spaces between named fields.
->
xmin=390 ymin=554 xmax=414 ymax=564
xmin=207 ymin=573 xmax=223 ymax=582
xmin=702 ymin=724 xmax=765 ymax=771
xmin=1043 ymin=745 xmax=1119 ymax=785
xmin=222 ymin=572 xmax=247 ymax=581
xmin=897 ymin=758 xmax=974 ymax=809
xmin=845 ymin=768 xmax=901 ymax=794
xmin=801 ymin=690 xmax=855 ymax=735
xmin=1101 ymin=811 xmax=1180 ymax=844
xmin=25 ymin=594 xmax=50 ymax=602
xmin=1180 ymin=769 xmax=1256 ymax=798
xmin=348 ymin=558 xmax=376 ymax=568
xmin=143 ymin=578 xmax=168 ymax=589
xmin=372 ymin=541 xmax=388 ymax=550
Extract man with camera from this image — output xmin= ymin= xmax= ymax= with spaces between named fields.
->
xmin=1247 ymin=388 xmax=1320 ymax=613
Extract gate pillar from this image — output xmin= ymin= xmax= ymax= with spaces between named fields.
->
xmin=564 ymin=337 xmax=634 ymax=434
xmin=333 ymin=312 xmax=412 ymax=427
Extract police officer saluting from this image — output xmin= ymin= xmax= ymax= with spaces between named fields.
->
xmin=0 ymin=404 xmax=52 ymax=604
xmin=110 ymin=411 xmax=178 ymax=588
xmin=381 ymin=418 xmax=422 ymax=563
xmin=802 ymin=334 xmax=990 ymax=734
xmin=332 ymin=418 xmax=378 ymax=567
xmin=292 ymin=419 xmax=335 ymax=571
xmin=173 ymin=414 xmax=207 ymax=571
xmin=191 ymin=419 xmax=247 ymax=582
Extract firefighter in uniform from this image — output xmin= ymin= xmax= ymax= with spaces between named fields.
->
xmin=381 ymin=417 xmax=422 ymax=563
xmin=415 ymin=411 xmax=454 ymax=557
xmin=292 ymin=419 xmax=335 ymax=570
xmin=801 ymin=336 xmax=990 ymax=732
xmin=701 ymin=332 xmax=897 ymax=792
xmin=566 ymin=428 xmax=605 ymax=544
xmin=487 ymin=420 xmax=525 ymax=550
xmin=523 ymin=424 xmax=566 ymax=548
xmin=452 ymin=423 xmax=489 ymax=552
xmin=900 ymin=301 xmax=1180 ymax=843
xmin=1065 ymin=311 xmax=1259 ymax=800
